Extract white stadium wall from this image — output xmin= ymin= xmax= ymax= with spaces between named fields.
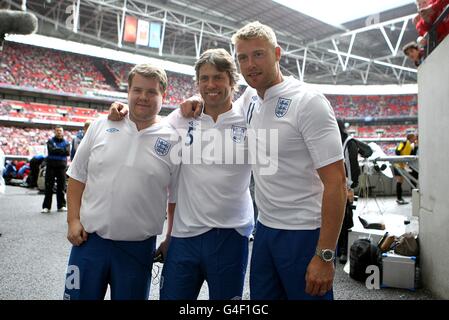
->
xmin=418 ymin=36 xmax=449 ymax=299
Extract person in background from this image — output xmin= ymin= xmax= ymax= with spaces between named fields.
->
xmin=414 ymin=0 xmax=449 ymax=46
xmin=27 ymin=154 xmax=45 ymax=188
xmin=402 ymin=42 xmax=424 ymax=67
xmin=394 ymin=133 xmax=417 ymax=205
xmin=41 ymin=126 xmax=70 ymax=213
xmin=70 ymin=121 xmax=91 ymax=161
xmin=336 ymin=120 xmax=360 ymax=264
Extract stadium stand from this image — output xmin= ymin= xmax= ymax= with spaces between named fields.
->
xmin=327 ymin=94 xmax=418 ymax=119
xmin=0 ymin=43 xmax=417 ymax=157
xmin=0 ymin=126 xmax=77 ymax=157
xmin=1 ymin=43 xmax=113 ymax=94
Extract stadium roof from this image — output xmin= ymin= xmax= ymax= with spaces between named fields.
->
xmin=7 ymin=0 xmax=421 ymax=85
xmin=273 ymin=0 xmax=415 ymax=26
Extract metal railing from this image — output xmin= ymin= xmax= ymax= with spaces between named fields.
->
xmin=426 ymin=4 xmax=449 ymax=57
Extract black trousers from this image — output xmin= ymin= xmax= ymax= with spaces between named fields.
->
xmin=28 ymin=157 xmax=44 ymax=187
xmin=337 ymin=201 xmax=354 ymax=256
xmin=42 ymin=164 xmax=66 ymax=210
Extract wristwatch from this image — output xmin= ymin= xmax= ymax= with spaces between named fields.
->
xmin=315 ymin=248 xmax=335 ymax=262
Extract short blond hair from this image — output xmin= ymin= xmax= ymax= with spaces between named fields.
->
xmin=128 ymin=63 xmax=168 ymax=93
xmin=231 ymin=21 xmax=278 ymax=48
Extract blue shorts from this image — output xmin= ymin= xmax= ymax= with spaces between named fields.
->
xmin=160 ymin=228 xmax=249 ymax=300
xmin=250 ymin=222 xmax=333 ymax=300
xmin=63 ymin=232 xmax=156 ymax=300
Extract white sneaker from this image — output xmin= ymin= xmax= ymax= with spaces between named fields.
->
xmin=58 ymin=207 xmax=67 ymax=212
xmin=41 ymin=208 xmax=50 ymax=213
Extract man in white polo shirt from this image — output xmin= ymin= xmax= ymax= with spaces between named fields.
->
xmin=64 ymin=64 xmax=179 ymax=300
xmin=181 ymin=21 xmax=347 ymax=300
xmin=158 ymin=49 xmax=253 ymax=300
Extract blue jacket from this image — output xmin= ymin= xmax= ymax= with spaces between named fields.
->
xmin=70 ymin=130 xmax=84 ymax=160
xmin=47 ymin=137 xmax=70 ymax=165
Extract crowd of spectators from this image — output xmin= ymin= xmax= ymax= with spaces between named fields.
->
xmin=0 ymin=43 xmax=244 ymax=107
xmin=0 ymin=100 xmax=107 ymax=123
xmin=1 ymin=43 xmax=112 ymax=94
xmin=105 ymin=61 xmax=130 ymax=87
xmin=327 ymin=94 xmax=418 ymax=118
xmin=349 ymin=124 xmax=418 ymax=138
xmin=0 ymin=126 xmax=76 ymax=157
xmin=0 ymin=121 xmax=411 ymax=156
xmin=1 ymin=96 xmax=418 ymax=156
xmin=0 ymin=43 xmax=420 ymax=157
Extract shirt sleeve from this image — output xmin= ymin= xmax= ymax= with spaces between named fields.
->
xmin=67 ymin=120 xmax=99 ymax=183
xmin=164 ymin=109 xmax=179 ymax=128
xmin=298 ymin=94 xmax=343 ymax=169
xmin=167 ymin=161 xmax=180 ymax=204
xmin=165 ymin=126 xmax=181 ymax=203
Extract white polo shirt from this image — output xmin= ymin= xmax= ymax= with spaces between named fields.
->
xmin=238 ymin=76 xmax=343 ymax=230
xmin=165 ymin=108 xmax=254 ymax=238
xmin=67 ymin=115 xmax=180 ymax=241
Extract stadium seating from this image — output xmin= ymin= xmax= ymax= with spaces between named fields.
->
xmin=327 ymin=94 xmax=418 ymax=118
xmin=0 ymin=126 xmax=77 ymax=157
xmin=1 ymin=43 xmax=113 ymax=94
xmin=0 ymin=43 xmax=418 ymax=156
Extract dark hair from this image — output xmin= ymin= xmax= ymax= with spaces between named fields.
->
xmin=402 ymin=42 xmax=419 ymax=55
xmin=194 ymin=48 xmax=239 ymax=90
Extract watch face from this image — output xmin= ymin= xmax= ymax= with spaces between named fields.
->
xmin=322 ymin=250 xmax=334 ymax=261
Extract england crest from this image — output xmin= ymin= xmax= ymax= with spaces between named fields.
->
xmin=275 ymin=97 xmax=291 ymax=118
xmin=154 ymin=137 xmax=171 ymax=156
xmin=231 ymin=125 xmax=247 ymax=143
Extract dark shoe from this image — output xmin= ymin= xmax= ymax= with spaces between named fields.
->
xmin=396 ymin=199 xmax=408 ymax=205
xmin=339 ymin=254 xmax=347 ymax=264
